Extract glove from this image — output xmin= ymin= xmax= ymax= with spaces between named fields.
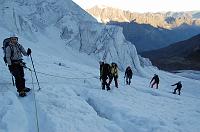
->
xmin=20 ymin=62 xmax=26 ymax=67
xmin=27 ymin=48 xmax=32 ymax=56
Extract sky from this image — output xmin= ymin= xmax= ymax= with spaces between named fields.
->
xmin=72 ymin=0 xmax=200 ymax=13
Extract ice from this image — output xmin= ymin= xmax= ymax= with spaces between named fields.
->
xmin=0 ymin=0 xmax=200 ymax=132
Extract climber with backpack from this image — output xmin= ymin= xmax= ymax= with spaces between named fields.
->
xmin=100 ymin=63 xmax=111 ymax=91
xmin=3 ymin=36 xmax=32 ymax=97
xmin=124 ymin=66 xmax=133 ymax=85
xmin=109 ymin=62 xmax=119 ymax=88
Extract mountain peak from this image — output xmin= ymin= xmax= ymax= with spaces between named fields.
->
xmin=93 ymin=5 xmax=108 ymax=9
xmin=86 ymin=6 xmax=200 ymax=29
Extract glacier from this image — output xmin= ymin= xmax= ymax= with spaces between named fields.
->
xmin=0 ymin=0 xmax=200 ymax=132
xmin=0 ymin=0 xmax=149 ymax=75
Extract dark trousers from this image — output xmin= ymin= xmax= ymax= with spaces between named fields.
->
xmin=109 ymin=76 xmax=118 ymax=88
xmin=151 ymin=81 xmax=158 ymax=89
xmin=9 ymin=63 xmax=25 ymax=92
xmin=102 ymin=77 xmax=110 ymax=90
xmin=126 ymin=77 xmax=131 ymax=85
xmin=173 ymin=88 xmax=181 ymax=95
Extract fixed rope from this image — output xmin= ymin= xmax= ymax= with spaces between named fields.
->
xmin=25 ymin=67 xmax=98 ymax=132
xmin=35 ymin=71 xmax=97 ymax=80
xmin=24 ymin=66 xmax=97 ymax=80
xmin=30 ymin=70 xmax=40 ymax=132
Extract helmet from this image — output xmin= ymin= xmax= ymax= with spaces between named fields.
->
xmin=10 ymin=36 xmax=18 ymax=40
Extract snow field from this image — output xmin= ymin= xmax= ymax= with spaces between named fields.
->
xmin=0 ymin=26 xmax=200 ymax=132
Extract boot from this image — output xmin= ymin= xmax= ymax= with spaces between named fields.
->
xmin=24 ymin=87 xmax=31 ymax=92
xmin=19 ymin=91 xmax=26 ymax=97
xmin=107 ymin=86 xmax=111 ymax=91
xmin=173 ymin=89 xmax=176 ymax=94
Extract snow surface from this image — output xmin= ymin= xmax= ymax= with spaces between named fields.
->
xmin=0 ymin=0 xmax=200 ymax=132
xmin=1 ymin=27 xmax=200 ymax=132
xmin=174 ymin=70 xmax=200 ymax=80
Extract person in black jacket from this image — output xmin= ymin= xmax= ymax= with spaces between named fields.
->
xmin=150 ymin=74 xmax=159 ymax=89
xmin=171 ymin=81 xmax=182 ymax=95
xmin=124 ymin=66 xmax=133 ymax=85
xmin=100 ymin=63 xmax=111 ymax=91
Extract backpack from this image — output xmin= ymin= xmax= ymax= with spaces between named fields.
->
xmin=102 ymin=63 xmax=111 ymax=76
xmin=2 ymin=38 xmax=13 ymax=64
xmin=111 ymin=62 xmax=118 ymax=68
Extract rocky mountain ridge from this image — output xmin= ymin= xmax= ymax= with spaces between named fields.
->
xmin=87 ymin=6 xmax=200 ymax=29
xmin=141 ymin=34 xmax=200 ymax=71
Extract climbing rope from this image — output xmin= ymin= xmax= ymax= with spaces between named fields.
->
xmin=26 ymin=67 xmax=98 ymax=132
xmin=24 ymin=66 xmax=97 ymax=80
xmin=35 ymin=71 xmax=97 ymax=80
xmin=30 ymin=70 xmax=40 ymax=132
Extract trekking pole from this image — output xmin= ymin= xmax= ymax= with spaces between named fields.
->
xmin=11 ymin=75 xmax=15 ymax=86
xmin=30 ymin=54 xmax=41 ymax=91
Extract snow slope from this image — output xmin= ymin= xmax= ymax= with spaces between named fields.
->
xmin=175 ymin=70 xmax=200 ymax=80
xmin=0 ymin=0 xmax=146 ymax=73
xmin=0 ymin=0 xmax=200 ymax=132
xmin=1 ymin=27 xmax=200 ymax=132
